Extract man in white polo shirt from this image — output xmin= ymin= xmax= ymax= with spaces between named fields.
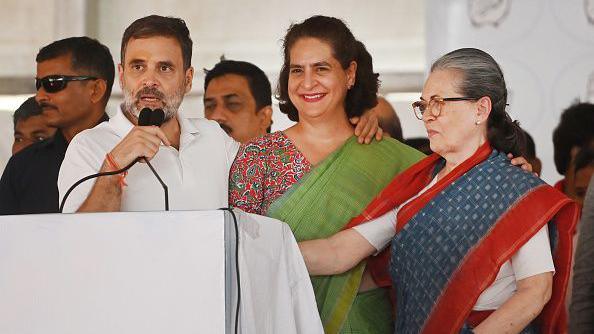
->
xmin=58 ymin=16 xmax=239 ymax=213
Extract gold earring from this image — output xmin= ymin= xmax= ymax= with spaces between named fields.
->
xmin=475 ymin=120 xmax=481 ymax=125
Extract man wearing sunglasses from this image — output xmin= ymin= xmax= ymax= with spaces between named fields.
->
xmin=0 ymin=37 xmax=114 ymax=215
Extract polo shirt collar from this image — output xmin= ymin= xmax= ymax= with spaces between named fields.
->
xmin=112 ymin=105 xmax=200 ymax=140
xmin=111 ymin=105 xmax=135 ymax=138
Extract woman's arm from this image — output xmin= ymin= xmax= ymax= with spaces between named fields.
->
xmin=298 ymin=228 xmax=376 ymax=276
xmin=298 ymin=209 xmax=396 ymax=275
xmin=473 ymin=272 xmax=552 ymax=334
xmin=350 ymin=106 xmax=383 ymax=144
xmin=474 ymin=225 xmax=554 ymax=333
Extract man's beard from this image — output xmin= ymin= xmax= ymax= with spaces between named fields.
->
xmin=122 ymin=86 xmax=184 ymax=123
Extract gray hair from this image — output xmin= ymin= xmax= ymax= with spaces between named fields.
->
xmin=430 ymin=48 xmax=525 ymax=157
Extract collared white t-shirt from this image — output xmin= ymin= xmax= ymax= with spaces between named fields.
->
xmin=353 ymin=175 xmax=554 ymax=310
xmin=58 ymin=107 xmax=240 ymax=213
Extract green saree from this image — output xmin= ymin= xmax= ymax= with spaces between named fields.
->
xmin=267 ymin=136 xmax=424 ymax=333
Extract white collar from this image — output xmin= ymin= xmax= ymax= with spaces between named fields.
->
xmin=111 ymin=105 xmax=200 ymax=140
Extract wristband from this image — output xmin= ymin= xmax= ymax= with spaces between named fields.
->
xmin=105 ymin=152 xmax=128 ymax=188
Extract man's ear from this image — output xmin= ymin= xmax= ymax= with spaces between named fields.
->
xmin=258 ymin=105 xmax=273 ymax=132
xmin=90 ymin=79 xmax=108 ymax=104
xmin=118 ymin=63 xmax=124 ymax=90
xmin=184 ymin=66 xmax=194 ymax=94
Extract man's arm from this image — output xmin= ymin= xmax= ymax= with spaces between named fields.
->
xmin=75 ymin=160 xmax=124 ymax=212
xmin=0 ymin=158 xmax=18 ymax=215
xmin=62 ymin=126 xmax=170 ymax=213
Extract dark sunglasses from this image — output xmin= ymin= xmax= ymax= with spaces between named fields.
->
xmin=35 ymin=75 xmax=97 ymax=93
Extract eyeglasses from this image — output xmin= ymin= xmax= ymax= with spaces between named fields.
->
xmin=35 ymin=75 xmax=97 ymax=93
xmin=412 ymin=96 xmax=478 ymax=120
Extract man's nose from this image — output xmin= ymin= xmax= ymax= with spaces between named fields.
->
xmin=207 ymin=104 xmax=227 ymax=122
xmin=35 ymin=88 xmax=49 ymax=105
xmin=141 ymin=70 xmax=160 ymax=88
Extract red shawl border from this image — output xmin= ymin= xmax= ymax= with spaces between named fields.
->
xmin=346 ymin=142 xmax=493 ymax=287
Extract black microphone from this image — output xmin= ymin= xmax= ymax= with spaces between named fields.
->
xmin=59 ymin=108 xmax=170 ymax=213
xmin=137 ymin=108 xmax=169 ymax=211
xmin=138 ymin=107 xmax=165 ymax=127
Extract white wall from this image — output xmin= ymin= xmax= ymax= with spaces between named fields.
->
xmin=98 ymin=0 xmax=425 ymax=90
xmin=0 ymin=0 xmax=88 ymax=79
xmin=0 ymin=0 xmax=426 ymax=90
xmin=426 ymin=0 xmax=594 ymax=184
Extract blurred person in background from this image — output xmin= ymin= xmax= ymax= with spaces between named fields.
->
xmin=573 ymin=141 xmax=594 ymax=206
xmin=403 ymin=137 xmax=432 ymax=155
xmin=522 ymin=129 xmax=542 ymax=177
xmin=552 ymin=102 xmax=594 ymax=200
xmin=11 ymin=96 xmax=56 ymax=155
xmin=373 ymin=96 xmax=403 ymax=141
xmin=203 ymin=59 xmax=273 ymax=143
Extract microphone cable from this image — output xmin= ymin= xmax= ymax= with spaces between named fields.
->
xmin=60 ymin=159 xmax=137 ymax=213
xmin=61 ymin=108 xmax=170 ymax=213
xmin=59 ymin=156 xmax=169 ymax=212
xmin=142 ymin=157 xmax=169 ymax=211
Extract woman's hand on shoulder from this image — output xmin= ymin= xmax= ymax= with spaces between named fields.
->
xmin=350 ymin=108 xmax=384 ymax=144
xmin=507 ymin=153 xmax=535 ymax=175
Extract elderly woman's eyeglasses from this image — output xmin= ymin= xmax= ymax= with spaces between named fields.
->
xmin=412 ymin=96 xmax=478 ymax=120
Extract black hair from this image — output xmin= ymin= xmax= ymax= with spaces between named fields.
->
xmin=122 ymin=15 xmax=192 ymax=70
xmin=376 ymin=98 xmax=403 ymax=141
xmin=552 ymin=102 xmax=594 ymax=175
xmin=36 ymin=36 xmax=115 ymax=106
xmin=574 ymin=140 xmax=594 ymax=175
xmin=275 ymin=15 xmax=379 ymax=122
xmin=522 ymin=129 xmax=536 ymax=160
xmin=204 ymin=60 xmax=272 ymax=111
xmin=13 ymin=96 xmax=42 ymax=129
xmin=404 ymin=137 xmax=433 ymax=155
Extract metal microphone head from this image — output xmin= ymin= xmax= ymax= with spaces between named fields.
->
xmin=138 ymin=108 xmax=165 ymax=127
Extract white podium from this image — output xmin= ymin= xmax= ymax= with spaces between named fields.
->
xmin=0 ymin=209 xmax=323 ymax=334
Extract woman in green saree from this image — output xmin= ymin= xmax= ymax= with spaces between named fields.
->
xmin=229 ymin=15 xmax=424 ymax=333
